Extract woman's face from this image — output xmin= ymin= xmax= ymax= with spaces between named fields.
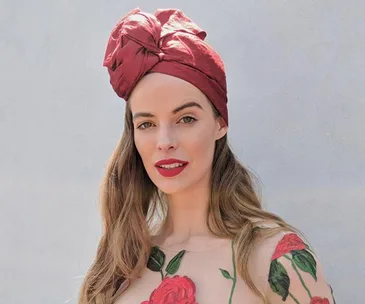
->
xmin=129 ymin=73 xmax=227 ymax=195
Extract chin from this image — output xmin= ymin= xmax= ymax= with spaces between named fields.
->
xmin=146 ymin=167 xmax=189 ymax=194
xmin=150 ymin=174 xmax=195 ymax=195
xmin=154 ymin=181 xmax=187 ymax=195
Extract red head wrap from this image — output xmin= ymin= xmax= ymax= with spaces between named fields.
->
xmin=103 ymin=8 xmax=228 ymax=125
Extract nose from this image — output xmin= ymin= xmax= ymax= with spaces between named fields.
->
xmin=156 ymin=126 xmax=177 ymax=152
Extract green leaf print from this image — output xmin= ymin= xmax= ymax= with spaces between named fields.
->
xmin=147 ymin=246 xmax=165 ymax=272
xmin=268 ymin=259 xmax=290 ymax=301
xmin=219 ymin=268 xmax=233 ymax=280
xmin=292 ymin=249 xmax=317 ymax=281
xmin=165 ymin=250 xmax=186 ymax=275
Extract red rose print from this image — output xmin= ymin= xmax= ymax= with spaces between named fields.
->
xmin=141 ymin=275 xmax=198 ymax=304
xmin=310 ymin=296 xmax=330 ymax=304
xmin=271 ymin=233 xmax=307 ymax=260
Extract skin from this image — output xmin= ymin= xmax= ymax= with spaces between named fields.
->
xmin=129 ymin=72 xmax=228 ymax=248
xmin=125 ymin=75 xmax=334 ymax=304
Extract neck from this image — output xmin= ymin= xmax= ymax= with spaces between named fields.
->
xmin=157 ymin=182 xmax=214 ymax=245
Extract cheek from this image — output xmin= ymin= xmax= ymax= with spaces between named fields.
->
xmin=183 ymin=128 xmax=216 ymax=160
xmin=134 ymin=135 xmax=152 ymax=161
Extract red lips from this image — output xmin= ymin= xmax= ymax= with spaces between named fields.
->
xmin=155 ymin=158 xmax=188 ymax=167
xmin=155 ymin=158 xmax=189 ymax=178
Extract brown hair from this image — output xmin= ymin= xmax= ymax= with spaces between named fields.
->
xmin=78 ymin=101 xmax=297 ymax=304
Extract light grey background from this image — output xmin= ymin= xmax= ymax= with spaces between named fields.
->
xmin=1 ymin=0 xmax=364 ymax=303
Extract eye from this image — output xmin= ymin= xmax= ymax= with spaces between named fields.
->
xmin=137 ymin=121 xmax=153 ymax=130
xmin=179 ymin=116 xmax=197 ymax=124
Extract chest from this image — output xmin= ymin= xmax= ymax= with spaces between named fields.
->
xmin=113 ymin=247 xmax=263 ymax=304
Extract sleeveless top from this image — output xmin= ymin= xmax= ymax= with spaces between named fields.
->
xmin=113 ymin=227 xmax=336 ymax=303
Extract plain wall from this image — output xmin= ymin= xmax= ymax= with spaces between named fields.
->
xmin=1 ymin=0 xmax=364 ymax=303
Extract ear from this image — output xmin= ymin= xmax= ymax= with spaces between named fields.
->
xmin=215 ymin=116 xmax=228 ymax=140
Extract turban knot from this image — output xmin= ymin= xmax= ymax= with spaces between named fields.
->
xmin=103 ymin=8 xmax=228 ymax=125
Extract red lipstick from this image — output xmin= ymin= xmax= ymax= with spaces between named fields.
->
xmin=155 ymin=158 xmax=189 ymax=178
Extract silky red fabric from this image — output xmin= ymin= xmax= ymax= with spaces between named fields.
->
xmin=103 ymin=8 xmax=228 ymax=125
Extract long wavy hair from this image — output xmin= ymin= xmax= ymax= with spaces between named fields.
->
xmin=78 ymin=100 xmax=297 ymax=304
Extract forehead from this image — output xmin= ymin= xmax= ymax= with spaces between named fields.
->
xmin=129 ymin=73 xmax=208 ymax=112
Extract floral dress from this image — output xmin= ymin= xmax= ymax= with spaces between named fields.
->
xmin=113 ymin=231 xmax=335 ymax=304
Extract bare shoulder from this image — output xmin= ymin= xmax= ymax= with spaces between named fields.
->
xmin=247 ymin=224 xmax=289 ymax=291
xmin=247 ymin=222 xmax=336 ymax=304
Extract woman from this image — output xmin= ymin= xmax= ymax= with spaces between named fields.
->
xmin=79 ymin=8 xmax=335 ymax=304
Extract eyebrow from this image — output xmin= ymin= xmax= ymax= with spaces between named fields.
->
xmin=132 ymin=101 xmax=203 ymax=121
